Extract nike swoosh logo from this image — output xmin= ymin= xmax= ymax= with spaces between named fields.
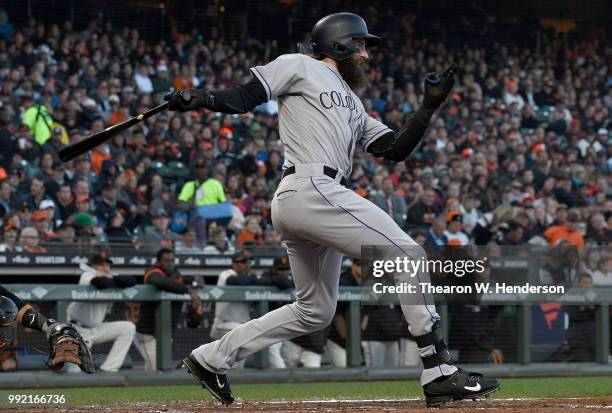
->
xmin=29 ymin=314 xmax=35 ymax=324
xmin=465 ymin=383 xmax=481 ymax=391
xmin=216 ymin=375 xmax=225 ymax=389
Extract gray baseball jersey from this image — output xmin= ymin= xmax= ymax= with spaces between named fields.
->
xmin=250 ymin=53 xmax=392 ymax=177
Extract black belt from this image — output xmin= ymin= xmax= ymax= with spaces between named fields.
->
xmin=282 ymin=165 xmax=348 ymax=187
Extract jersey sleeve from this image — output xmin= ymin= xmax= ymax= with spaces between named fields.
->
xmin=359 ymin=115 xmax=394 ymax=152
xmin=250 ymin=54 xmax=308 ymax=100
xmin=79 ymin=272 xmax=97 ymax=285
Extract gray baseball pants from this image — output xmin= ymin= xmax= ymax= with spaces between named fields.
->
xmin=192 ymin=164 xmax=455 ymax=384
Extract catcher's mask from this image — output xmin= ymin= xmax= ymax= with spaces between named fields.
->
xmin=0 ymin=296 xmax=18 ymax=349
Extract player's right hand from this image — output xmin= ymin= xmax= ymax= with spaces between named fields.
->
xmin=164 ymin=89 xmax=214 ymax=112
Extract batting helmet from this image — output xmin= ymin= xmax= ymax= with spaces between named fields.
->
xmin=311 ymin=12 xmax=381 ymax=61
xmin=0 ymin=296 xmax=18 ymax=349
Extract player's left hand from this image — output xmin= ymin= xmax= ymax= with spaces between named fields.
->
xmin=422 ymin=63 xmax=457 ymax=110
xmin=47 ymin=322 xmax=96 ymax=374
xmin=164 ymin=89 xmax=214 ymax=112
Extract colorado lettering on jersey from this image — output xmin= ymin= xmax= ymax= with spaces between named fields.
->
xmin=250 ymin=53 xmax=393 ymax=173
xmin=319 ymin=90 xmax=357 ymax=112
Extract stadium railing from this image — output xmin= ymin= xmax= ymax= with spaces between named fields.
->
xmin=6 ymin=284 xmax=611 ymax=371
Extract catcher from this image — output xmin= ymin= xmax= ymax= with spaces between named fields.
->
xmin=0 ymin=284 xmax=95 ymax=373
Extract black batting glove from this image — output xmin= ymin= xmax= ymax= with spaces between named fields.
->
xmin=422 ymin=63 xmax=457 ymax=110
xmin=164 ymin=89 xmax=214 ymax=112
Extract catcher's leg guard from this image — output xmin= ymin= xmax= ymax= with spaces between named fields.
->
xmin=47 ymin=322 xmax=96 ymax=374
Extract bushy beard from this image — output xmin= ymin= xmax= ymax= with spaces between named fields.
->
xmin=338 ymin=57 xmax=368 ymax=90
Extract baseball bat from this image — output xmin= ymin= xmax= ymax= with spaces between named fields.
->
xmin=59 ymin=101 xmax=170 ymax=162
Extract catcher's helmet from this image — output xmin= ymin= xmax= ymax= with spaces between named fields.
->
xmin=311 ymin=12 xmax=380 ymax=61
xmin=0 ymin=296 xmax=17 ymax=326
xmin=0 ymin=296 xmax=18 ymax=348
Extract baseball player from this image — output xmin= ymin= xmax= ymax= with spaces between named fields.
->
xmin=66 ymin=254 xmax=137 ymax=372
xmin=0 ymin=284 xmax=95 ymax=373
xmin=167 ymin=12 xmax=500 ymax=406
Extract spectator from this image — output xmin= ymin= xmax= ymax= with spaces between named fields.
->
xmin=20 ymin=175 xmax=51 ymax=211
xmin=152 ymin=63 xmax=172 ymax=95
xmin=586 ymin=213 xmax=609 ymax=245
xmin=203 ymin=226 xmax=235 ymax=255
xmin=425 ymin=217 xmax=448 ymax=250
xmin=19 ymin=226 xmax=46 ymax=253
xmin=31 ymin=209 xmax=54 ymax=243
xmin=503 ymin=80 xmax=525 ymax=111
xmin=66 ymin=254 xmax=137 ymax=372
xmin=21 ymin=100 xmax=55 ymax=145
xmin=590 ymin=255 xmax=612 ymax=286
xmin=48 ymin=222 xmax=76 ymax=247
xmin=370 ymin=177 xmax=407 ymax=227
xmin=499 ymin=221 xmax=525 ymax=246
xmin=75 ymin=195 xmax=92 ymax=213
xmin=175 ymin=228 xmax=204 ymax=255
xmin=133 ymin=248 xmax=202 ymax=370
xmin=38 ymin=198 xmax=57 ymax=228
xmin=141 ymin=209 xmax=179 ymax=253
xmin=133 ymin=65 xmax=153 ymax=95
xmin=0 ymin=180 xmax=12 ymax=220
xmin=236 ymin=215 xmax=264 ymax=248
xmin=445 ymin=212 xmax=469 ymax=246
xmin=544 ymin=212 xmax=585 ymax=249
xmin=410 ymin=228 xmax=427 ymax=246
xmin=0 ymin=223 xmax=19 ymax=252
xmin=95 ymin=184 xmax=127 ymax=230
xmin=406 ymin=189 xmax=439 ymax=227
xmin=105 ymin=211 xmax=132 ymax=244
xmin=177 ymin=158 xmax=227 ymax=209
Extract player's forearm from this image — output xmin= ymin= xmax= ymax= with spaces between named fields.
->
xmin=147 ymin=273 xmax=190 ymax=294
xmin=0 ymin=285 xmax=25 ymax=309
xmin=0 ymin=285 xmax=53 ymax=333
xmin=367 ymin=106 xmax=435 ymax=162
xmin=90 ymin=276 xmax=117 ymax=289
xmin=208 ymin=77 xmax=268 ymax=114
xmin=114 ymin=275 xmax=137 ymax=288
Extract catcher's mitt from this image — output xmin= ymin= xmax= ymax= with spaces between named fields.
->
xmin=47 ymin=322 xmax=96 ymax=374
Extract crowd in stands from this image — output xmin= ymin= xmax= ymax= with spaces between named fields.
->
xmin=0 ymin=10 xmax=610 ymax=266
xmin=0 ymin=4 xmax=610 ymax=371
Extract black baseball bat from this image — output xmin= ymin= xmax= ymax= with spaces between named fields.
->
xmin=59 ymin=101 xmax=170 ymax=162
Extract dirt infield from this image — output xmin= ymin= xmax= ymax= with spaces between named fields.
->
xmin=3 ymin=398 xmax=612 ymax=413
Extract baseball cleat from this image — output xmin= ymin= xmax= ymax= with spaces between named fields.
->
xmin=183 ymin=354 xmax=234 ymax=405
xmin=423 ymin=367 xmax=500 ymax=407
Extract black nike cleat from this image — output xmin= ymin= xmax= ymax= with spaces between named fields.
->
xmin=423 ymin=367 xmax=500 ymax=406
xmin=183 ymin=354 xmax=234 ymax=405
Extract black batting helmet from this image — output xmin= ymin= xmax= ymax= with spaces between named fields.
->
xmin=311 ymin=12 xmax=381 ymax=61
xmin=0 ymin=296 xmax=18 ymax=349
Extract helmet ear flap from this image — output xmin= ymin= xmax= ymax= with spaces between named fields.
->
xmin=332 ymin=41 xmax=347 ymax=54
xmin=331 ymin=41 xmax=353 ymax=60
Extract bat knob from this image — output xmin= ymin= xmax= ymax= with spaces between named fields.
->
xmin=425 ymin=74 xmax=441 ymax=86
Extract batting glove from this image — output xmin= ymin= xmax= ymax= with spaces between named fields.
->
xmin=422 ymin=63 xmax=457 ymax=110
xmin=164 ymin=89 xmax=214 ymax=112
